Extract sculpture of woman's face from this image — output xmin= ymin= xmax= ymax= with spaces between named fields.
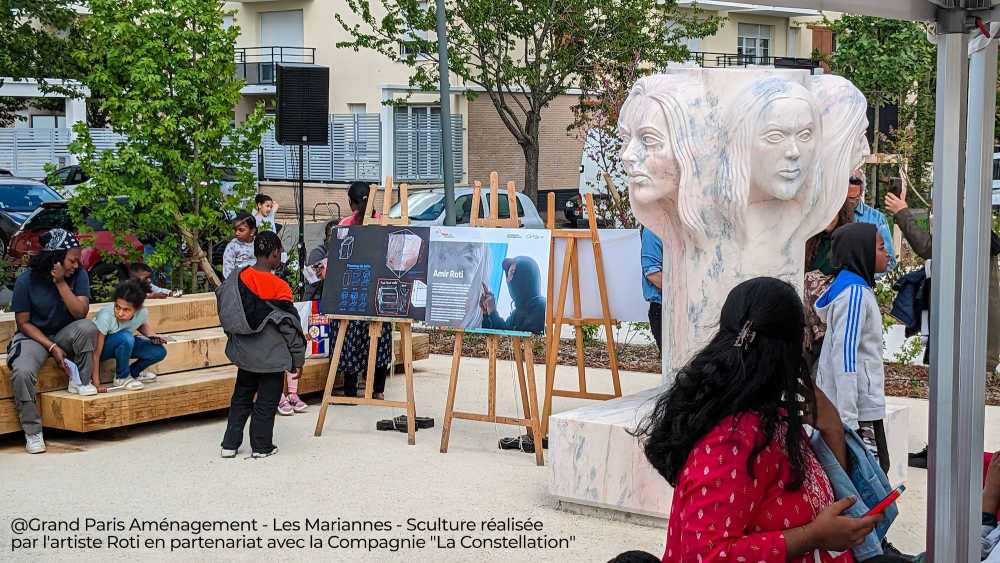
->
xmin=749 ymin=97 xmax=816 ymax=202
xmin=618 ymin=97 xmax=680 ymax=207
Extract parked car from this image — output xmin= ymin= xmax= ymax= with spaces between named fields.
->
xmin=45 ymin=164 xmax=90 ymax=196
xmin=0 ymin=168 xmax=12 ymax=177
xmin=388 ymin=188 xmax=545 ymax=228
xmin=0 ymin=178 xmax=63 ymax=256
xmin=8 ymin=198 xmax=145 ymax=295
xmin=564 ymin=192 xmax=612 ymax=228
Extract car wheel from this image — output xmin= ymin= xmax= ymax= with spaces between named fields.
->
xmin=89 ymin=262 xmax=123 ymax=303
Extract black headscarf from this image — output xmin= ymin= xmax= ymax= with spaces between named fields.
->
xmin=832 ymin=222 xmax=877 ymax=287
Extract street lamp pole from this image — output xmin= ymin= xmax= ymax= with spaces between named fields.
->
xmin=435 ymin=0 xmax=456 ymax=226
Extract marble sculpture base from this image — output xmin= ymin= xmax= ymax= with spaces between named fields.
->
xmin=549 ymin=388 xmax=909 ymax=520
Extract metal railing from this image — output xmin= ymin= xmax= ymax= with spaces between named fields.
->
xmin=684 ymin=51 xmax=819 ymax=71
xmin=235 ymin=46 xmax=316 ymax=85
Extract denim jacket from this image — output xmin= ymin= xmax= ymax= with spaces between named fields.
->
xmin=811 ymin=425 xmax=898 ymax=561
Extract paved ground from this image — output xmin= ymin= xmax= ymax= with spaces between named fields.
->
xmin=1 ymin=354 xmax=997 ymax=561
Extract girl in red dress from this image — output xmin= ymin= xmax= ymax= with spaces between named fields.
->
xmin=634 ymin=277 xmax=883 ymax=562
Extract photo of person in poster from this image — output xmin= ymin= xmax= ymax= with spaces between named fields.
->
xmin=479 ymin=256 xmax=546 ymax=333
xmin=425 ymin=227 xmax=550 ymax=334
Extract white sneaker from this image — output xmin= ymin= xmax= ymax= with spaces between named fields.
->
xmin=220 ymin=448 xmax=237 ymax=458
xmin=113 ymin=377 xmax=143 ymax=390
xmin=137 ymin=370 xmax=157 ymax=383
xmin=251 ymin=447 xmax=278 ymax=458
xmin=25 ymin=432 xmax=45 ymax=454
xmin=67 ymin=381 xmax=98 ymax=396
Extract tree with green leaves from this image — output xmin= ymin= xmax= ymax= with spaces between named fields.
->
xmin=827 ymin=15 xmax=935 ymax=153
xmin=337 ymin=0 xmax=718 ymax=202
xmin=0 ymin=1 xmax=85 ymax=126
xmin=68 ymin=0 xmax=268 ymax=290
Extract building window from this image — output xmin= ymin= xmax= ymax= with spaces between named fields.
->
xmin=29 ymin=115 xmax=66 ymax=128
xmin=348 ymin=103 xmax=367 ymax=114
xmin=737 ymin=23 xmax=771 ymax=62
xmin=399 ymin=2 xmax=431 ymax=59
xmin=222 ymin=15 xmax=234 ymax=31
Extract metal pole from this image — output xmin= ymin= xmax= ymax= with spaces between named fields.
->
xmin=435 ymin=0 xmax=456 ymax=226
xmin=953 ymin=33 xmax=996 ymax=559
xmin=298 ymin=141 xmax=306 ymax=297
xmin=927 ymin=17 xmax=970 ymax=562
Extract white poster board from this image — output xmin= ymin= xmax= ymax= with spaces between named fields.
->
xmin=551 ymin=229 xmax=648 ymax=323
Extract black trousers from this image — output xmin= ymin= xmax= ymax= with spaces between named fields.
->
xmin=221 ymin=368 xmax=283 ymax=454
xmin=344 ymin=365 xmax=388 ymax=396
xmin=648 ymin=302 xmax=662 ymax=352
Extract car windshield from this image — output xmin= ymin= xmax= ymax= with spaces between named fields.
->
xmin=390 ymin=191 xmax=446 ymax=221
xmin=0 ymin=184 xmax=61 ymax=212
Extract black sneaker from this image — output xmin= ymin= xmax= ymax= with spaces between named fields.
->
xmin=908 ymin=446 xmax=928 ymax=469
xmin=880 ymin=540 xmax=916 ymax=562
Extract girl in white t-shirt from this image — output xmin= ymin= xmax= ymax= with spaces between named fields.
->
xmin=253 ymin=194 xmax=279 ymax=233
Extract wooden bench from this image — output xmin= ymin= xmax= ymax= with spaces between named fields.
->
xmin=0 ymin=294 xmax=430 ymax=434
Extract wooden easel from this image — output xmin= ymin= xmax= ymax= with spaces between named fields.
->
xmin=439 ymin=172 xmax=546 ymax=466
xmin=540 ymin=192 xmax=622 ymax=436
xmin=314 ymin=176 xmax=418 ymax=444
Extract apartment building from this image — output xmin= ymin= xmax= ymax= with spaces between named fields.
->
xmin=225 ymin=1 xmax=835 ymax=191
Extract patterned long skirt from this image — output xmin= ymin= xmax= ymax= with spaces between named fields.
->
xmin=330 ymin=320 xmax=392 ymax=375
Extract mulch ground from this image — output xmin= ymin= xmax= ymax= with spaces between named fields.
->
xmin=421 ymin=329 xmax=1000 ymax=406
xmin=420 ymin=329 xmax=662 ymax=373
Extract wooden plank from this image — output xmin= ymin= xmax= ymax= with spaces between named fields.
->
xmin=0 ymin=327 xmax=230 ymax=399
xmin=0 ymin=293 xmax=219 ymax=351
xmin=0 ymin=330 xmax=425 ymax=400
xmin=0 ymin=399 xmax=19 ymax=434
xmin=38 ymin=358 xmax=331 ymax=433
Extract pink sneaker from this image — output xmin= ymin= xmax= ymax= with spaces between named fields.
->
xmin=277 ymin=395 xmax=294 ymax=416
xmin=287 ymin=394 xmax=308 ymax=413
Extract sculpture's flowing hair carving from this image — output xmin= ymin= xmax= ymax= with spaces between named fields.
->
xmin=621 ymin=77 xmax=708 ymax=238
xmin=795 ymin=74 xmax=870 ymax=242
xmin=719 ymin=78 xmax=824 ymax=242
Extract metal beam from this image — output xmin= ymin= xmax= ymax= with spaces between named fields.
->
xmin=927 ymin=28 xmax=972 ymax=562
xmin=755 ymin=0 xmax=938 ymax=21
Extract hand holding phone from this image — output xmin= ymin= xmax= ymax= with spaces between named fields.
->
xmin=864 ymin=485 xmax=905 ymax=517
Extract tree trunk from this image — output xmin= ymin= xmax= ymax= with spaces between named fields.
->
xmin=174 ymin=212 xmax=221 ymax=288
xmin=520 ymin=112 xmax=542 ymax=204
xmin=522 ymin=141 xmax=540 ymax=204
xmin=872 ymin=102 xmax=881 ymax=208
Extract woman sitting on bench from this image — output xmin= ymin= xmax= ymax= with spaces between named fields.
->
xmin=8 ymin=229 xmax=98 ymax=454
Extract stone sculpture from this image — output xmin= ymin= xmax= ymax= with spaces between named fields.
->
xmin=619 ymin=68 xmax=869 ymax=376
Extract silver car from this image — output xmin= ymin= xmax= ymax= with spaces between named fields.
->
xmin=388 ymin=187 xmax=545 ymax=228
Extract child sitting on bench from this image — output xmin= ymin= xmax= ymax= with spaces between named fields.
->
xmin=91 ymin=280 xmax=169 ymax=392
xmin=127 ymin=262 xmax=181 ymax=299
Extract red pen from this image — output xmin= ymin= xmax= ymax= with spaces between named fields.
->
xmin=863 ymin=485 xmax=905 ymax=517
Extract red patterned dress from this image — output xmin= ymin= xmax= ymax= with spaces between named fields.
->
xmin=662 ymin=413 xmax=852 ymax=563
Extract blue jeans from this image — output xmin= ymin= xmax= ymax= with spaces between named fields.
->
xmin=101 ymin=331 xmax=167 ymax=380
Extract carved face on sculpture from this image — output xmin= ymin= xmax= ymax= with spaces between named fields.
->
xmin=618 ymin=94 xmax=680 ymax=205
xmin=749 ymin=97 xmax=817 ymax=201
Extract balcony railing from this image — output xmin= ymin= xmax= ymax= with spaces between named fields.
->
xmin=235 ymin=46 xmax=317 ymax=85
xmin=683 ymin=51 xmax=819 ymax=71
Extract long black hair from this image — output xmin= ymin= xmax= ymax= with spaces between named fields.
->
xmin=347 ymin=181 xmax=373 ymax=217
xmin=633 ymin=276 xmax=814 ymax=490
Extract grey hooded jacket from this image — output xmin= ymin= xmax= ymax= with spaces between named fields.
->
xmin=216 ymin=268 xmax=305 ymax=373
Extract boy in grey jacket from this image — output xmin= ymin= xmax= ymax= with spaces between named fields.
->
xmin=815 ymin=223 xmax=891 ymax=472
xmin=216 ymin=231 xmax=305 ymax=458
